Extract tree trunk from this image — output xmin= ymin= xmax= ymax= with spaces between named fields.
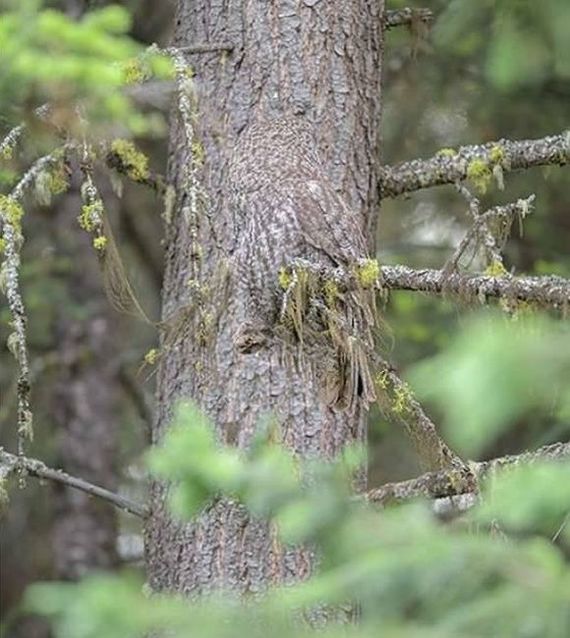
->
xmin=146 ymin=0 xmax=384 ymax=594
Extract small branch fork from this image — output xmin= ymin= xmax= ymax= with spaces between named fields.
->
xmin=0 ymin=448 xmax=148 ymax=519
xmin=380 ymin=131 xmax=569 ymax=198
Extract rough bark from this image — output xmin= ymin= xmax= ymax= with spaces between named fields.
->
xmin=146 ymin=1 xmax=384 ymax=594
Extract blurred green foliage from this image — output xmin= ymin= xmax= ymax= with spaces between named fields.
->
xmin=21 ymin=312 xmax=570 ymax=638
xmin=0 ymin=0 xmax=171 ymax=137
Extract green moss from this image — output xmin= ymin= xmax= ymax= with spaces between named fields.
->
xmin=436 ymin=147 xmax=457 ymax=157
xmin=466 ymin=159 xmax=492 ymax=194
xmin=485 ymin=260 xmax=508 ymax=277
xmin=356 ymin=259 xmax=380 ymax=288
xmin=110 ymin=139 xmax=149 ymax=182
xmin=93 ymin=236 xmax=107 ymax=251
xmin=121 ymin=58 xmax=146 ymax=85
xmin=78 ymin=201 xmax=103 ymax=232
xmin=0 ymin=195 xmax=24 ymax=228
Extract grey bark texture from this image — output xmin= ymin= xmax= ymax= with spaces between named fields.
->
xmin=146 ymin=0 xmax=385 ymax=594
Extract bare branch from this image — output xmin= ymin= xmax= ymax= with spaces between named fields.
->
xmin=380 ymin=265 xmax=570 ymax=309
xmin=175 ymin=42 xmax=234 ymax=55
xmin=0 ymin=448 xmax=148 ymax=518
xmin=380 ymin=131 xmax=569 ymax=198
xmin=365 ymin=441 xmax=570 ymax=506
xmin=383 ymin=8 xmax=433 ymax=30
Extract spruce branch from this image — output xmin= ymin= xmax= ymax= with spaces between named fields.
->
xmin=0 ymin=448 xmax=147 ymax=518
xmin=380 ymin=131 xmax=569 ymax=198
xmin=364 ymin=441 xmax=570 ymax=506
xmin=380 ymin=265 xmax=570 ymax=309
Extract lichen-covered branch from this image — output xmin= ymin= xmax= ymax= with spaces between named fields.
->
xmin=383 ymin=8 xmax=433 ymax=30
xmin=0 ymin=104 xmax=50 ymax=160
xmin=380 ymin=265 xmax=570 ymax=309
xmin=0 ymin=448 xmax=147 ymax=518
xmin=0 ymin=150 xmax=65 ymax=455
xmin=446 ymin=194 xmax=535 ymax=272
xmin=364 ymin=441 xmax=570 ymax=506
xmin=380 ymin=131 xmax=569 ymax=197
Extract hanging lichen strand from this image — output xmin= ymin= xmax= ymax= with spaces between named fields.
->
xmin=77 ymin=145 xmax=153 ymax=324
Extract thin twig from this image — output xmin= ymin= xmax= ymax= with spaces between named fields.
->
xmin=175 ymin=42 xmax=234 ymax=55
xmin=383 ymin=8 xmax=433 ymax=30
xmin=380 ymin=131 xmax=569 ymax=198
xmin=0 ymin=448 xmax=148 ymax=518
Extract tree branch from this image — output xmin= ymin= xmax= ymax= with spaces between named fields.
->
xmin=380 ymin=131 xmax=569 ymax=198
xmin=383 ymin=8 xmax=433 ymax=30
xmin=380 ymin=265 xmax=570 ymax=309
xmin=0 ymin=448 xmax=148 ymax=518
xmin=364 ymin=441 xmax=570 ymax=506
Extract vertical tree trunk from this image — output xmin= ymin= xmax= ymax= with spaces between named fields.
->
xmin=146 ymin=0 xmax=384 ymax=594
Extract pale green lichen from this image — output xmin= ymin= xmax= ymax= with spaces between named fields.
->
xmin=192 ymin=140 xmax=205 ymax=167
xmin=0 ymin=237 xmax=5 ymax=254
xmin=278 ymin=267 xmax=292 ymax=290
xmin=356 ymin=259 xmax=380 ymax=288
xmin=121 ymin=58 xmax=147 ymax=85
xmin=489 ymin=144 xmax=505 ymax=165
xmin=0 ymin=195 xmax=24 ymax=228
xmin=323 ymin=279 xmax=339 ymax=306
xmin=466 ymin=159 xmax=492 ymax=194
xmin=392 ymin=382 xmax=413 ymax=415
xmin=78 ymin=201 xmax=103 ymax=232
xmin=436 ymin=147 xmax=457 ymax=157
xmin=110 ymin=139 xmax=150 ymax=182
xmin=484 ymin=260 xmax=508 ymax=277
xmin=93 ymin=236 xmax=107 ymax=251
xmin=144 ymin=348 xmax=159 ymax=365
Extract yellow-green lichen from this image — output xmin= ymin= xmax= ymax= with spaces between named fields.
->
xmin=1 ymin=146 xmax=14 ymax=161
xmin=0 ymin=195 xmax=24 ymax=228
xmin=392 ymin=382 xmax=413 ymax=415
xmin=484 ymin=260 xmax=508 ymax=277
xmin=278 ymin=267 xmax=292 ymax=290
xmin=466 ymin=159 xmax=492 ymax=194
xmin=323 ymin=279 xmax=339 ymax=306
xmin=356 ymin=259 xmax=380 ymax=288
xmin=121 ymin=58 xmax=147 ymax=85
xmin=110 ymin=139 xmax=150 ymax=182
xmin=93 ymin=236 xmax=107 ymax=251
xmin=489 ymin=144 xmax=505 ymax=165
xmin=0 ymin=237 xmax=5 ymax=254
xmin=47 ymin=166 xmax=69 ymax=195
xmin=144 ymin=348 xmax=159 ymax=365
xmin=192 ymin=140 xmax=205 ymax=167
xmin=374 ymin=370 xmax=389 ymax=390
xmin=78 ymin=201 xmax=103 ymax=232
xmin=436 ymin=148 xmax=457 ymax=157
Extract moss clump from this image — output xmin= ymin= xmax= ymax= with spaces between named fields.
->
xmin=110 ymin=139 xmax=149 ymax=182
xmin=436 ymin=148 xmax=457 ymax=157
xmin=93 ymin=236 xmax=107 ymax=251
xmin=466 ymin=159 xmax=492 ymax=194
xmin=78 ymin=201 xmax=103 ymax=232
xmin=356 ymin=259 xmax=380 ymax=288
xmin=0 ymin=195 xmax=24 ymax=228
xmin=278 ymin=267 xmax=292 ymax=290
xmin=485 ymin=260 xmax=508 ymax=277
xmin=144 ymin=348 xmax=159 ymax=365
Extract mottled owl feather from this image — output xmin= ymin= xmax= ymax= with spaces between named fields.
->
xmin=228 ymin=116 xmax=376 ymax=410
